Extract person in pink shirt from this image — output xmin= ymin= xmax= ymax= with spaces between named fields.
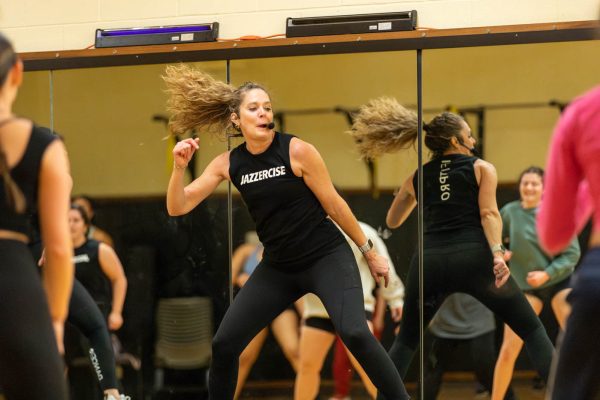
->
xmin=537 ymin=85 xmax=600 ymax=400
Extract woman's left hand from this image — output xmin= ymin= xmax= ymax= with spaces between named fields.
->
xmin=526 ymin=271 xmax=550 ymax=288
xmin=365 ymin=252 xmax=389 ymax=288
xmin=108 ymin=312 xmax=123 ymax=331
xmin=493 ymin=256 xmax=510 ymax=288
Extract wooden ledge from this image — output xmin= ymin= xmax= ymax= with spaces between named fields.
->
xmin=20 ymin=20 xmax=599 ymax=71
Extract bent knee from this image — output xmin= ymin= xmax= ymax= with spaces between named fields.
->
xmin=238 ymin=347 xmax=258 ymax=367
xmin=212 ymin=332 xmax=239 ymax=361
xmin=298 ymin=355 xmax=324 ymax=374
xmin=551 ymin=291 xmax=569 ymax=311
xmin=339 ymin=325 xmax=372 ymax=350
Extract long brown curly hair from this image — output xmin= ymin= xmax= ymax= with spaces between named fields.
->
xmin=348 ymin=97 xmax=418 ymax=160
xmin=163 ymin=64 xmax=269 ymax=140
xmin=348 ymin=97 xmax=467 ymax=160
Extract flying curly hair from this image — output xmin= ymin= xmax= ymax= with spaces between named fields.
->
xmin=163 ymin=64 xmax=269 ymax=140
xmin=348 ymin=97 xmax=418 ymax=160
xmin=349 ymin=97 xmax=467 ymax=160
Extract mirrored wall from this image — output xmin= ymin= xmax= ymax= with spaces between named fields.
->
xmin=15 ymin=35 xmax=600 ymax=399
xmin=14 ymin=70 xmax=52 ymax=126
xmin=419 ymin=39 xmax=600 ymax=400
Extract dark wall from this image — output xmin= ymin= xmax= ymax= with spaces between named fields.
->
xmin=91 ymin=184 xmax=589 ymax=390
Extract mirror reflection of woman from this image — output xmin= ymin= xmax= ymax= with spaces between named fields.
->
xmin=66 ymin=204 xmax=129 ymax=400
xmin=163 ymin=65 xmax=409 ymax=400
xmin=72 ymin=195 xmax=114 ymax=247
xmin=491 ymin=167 xmax=579 ymax=400
xmin=0 ymin=33 xmax=72 ymax=400
xmin=69 ymin=204 xmax=127 ymax=330
xmin=349 ymin=97 xmax=554 ymax=400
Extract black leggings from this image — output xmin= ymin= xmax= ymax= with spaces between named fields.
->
xmin=67 ymin=279 xmax=118 ymax=391
xmin=380 ymin=239 xmax=553 ymax=399
xmin=209 ymin=242 xmax=408 ymax=400
xmin=424 ymin=330 xmax=515 ymax=400
xmin=549 ymin=247 xmax=600 ymax=400
xmin=0 ymin=240 xmax=68 ymax=400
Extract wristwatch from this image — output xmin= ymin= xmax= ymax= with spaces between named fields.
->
xmin=358 ymin=238 xmax=374 ymax=254
xmin=491 ymin=243 xmax=507 ymax=255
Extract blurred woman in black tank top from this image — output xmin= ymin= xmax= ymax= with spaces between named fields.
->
xmin=163 ymin=65 xmax=409 ymax=400
xmin=0 ymin=33 xmax=72 ymax=400
xmin=69 ymin=204 xmax=127 ymax=329
xmin=33 ymin=206 xmax=129 ymax=400
xmin=67 ymin=203 xmax=129 ymax=400
xmin=350 ymin=97 xmax=554 ymax=399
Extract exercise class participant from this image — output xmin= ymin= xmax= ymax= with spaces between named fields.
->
xmin=0 ymin=32 xmax=72 ymax=400
xmin=537 ymin=82 xmax=600 ymax=400
xmin=72 ymin=195 xmax=114 ymax=247
xmin=68 ymin=203 xmax=129 ymax=400
xmin=491 ymin=166 xmax=579 ymax=400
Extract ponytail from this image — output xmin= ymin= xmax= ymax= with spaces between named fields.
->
xmin=163 ymin=64 xmax=271 ymax=140
xmin=350 ymin=97 xmax=467 ymax=160
xmin=348 ymin=97 xmax=418 ymax=160
xmin=163 ymin=64 xmax=237 ymax=139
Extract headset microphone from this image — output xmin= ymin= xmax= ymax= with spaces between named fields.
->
xmin=460 ymin=143 xmax=481 ymax=158
xmin=267 ymin=122 xmax=275 ymax=129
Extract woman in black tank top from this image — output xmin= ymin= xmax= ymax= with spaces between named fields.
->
xmin=69 ymin=204 xmax=127 ymax=330
xmin=0 ymin=33 xmax=72 ymax=400
xmin=163 ymin=65 xmax=409 ymax=400
xmin=351 ymin=97 xmax=554 ymax=399
xmin=67 ymin=204 xmax=129 ymax=400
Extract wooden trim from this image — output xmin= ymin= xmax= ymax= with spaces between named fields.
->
xmin=20 ymin=20 xmax=599 ymax=71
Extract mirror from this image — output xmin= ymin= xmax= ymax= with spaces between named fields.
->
xmin=229 ymin=51 xmax=419 ymax=398
xmin=50 ymin=61 xmax=228 ymax=399
xmin=420 ymin=40 xmax=600 ymax=399
xmin=14 ymin=70 xmax=52 ymax=127
xmin=13 ymin=33 xmax=600 ymax=400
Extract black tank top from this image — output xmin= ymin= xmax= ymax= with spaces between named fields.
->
xmin=74 ymin=239 xmax=112 ymax=314
xmin=0 ymin=125 xmax=56 ymax=238
xmin=413 ymin=154 xmax=483 ymax=238
xmin=229 ymin=132 xmax=345 ymax=269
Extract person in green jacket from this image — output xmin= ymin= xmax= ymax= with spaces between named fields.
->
xmin=491 ymin=166 xmax=580 ymax=400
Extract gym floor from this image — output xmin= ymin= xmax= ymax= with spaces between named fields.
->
xmin=238 ymin=373 xmax=546 ymax=399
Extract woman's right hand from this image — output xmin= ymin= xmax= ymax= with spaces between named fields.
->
xmin=173 ymin=138 xmax=200 ymax=169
